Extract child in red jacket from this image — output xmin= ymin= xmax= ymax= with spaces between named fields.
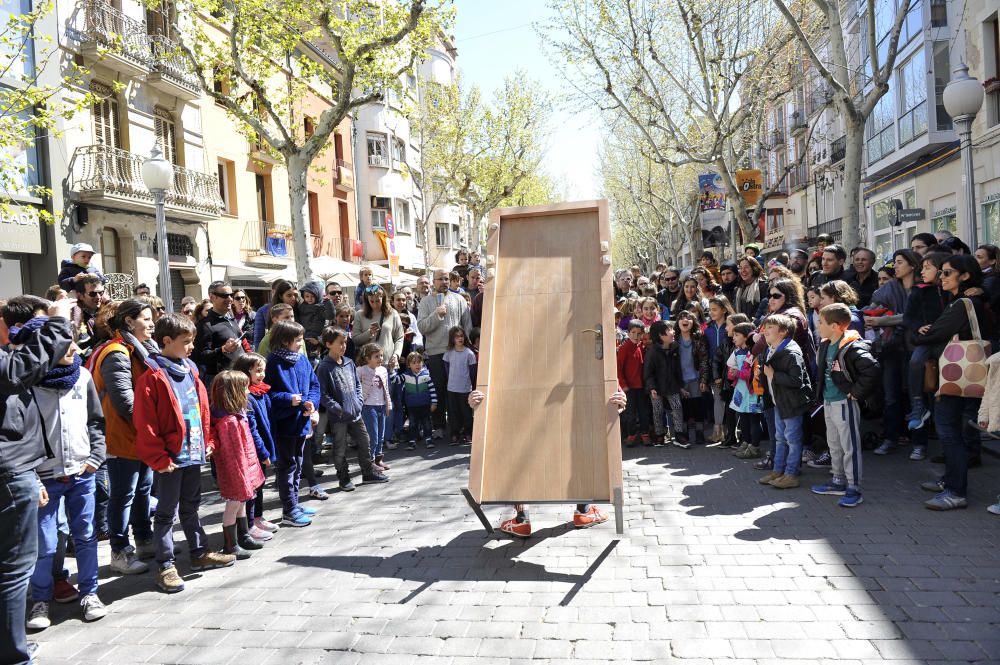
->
xmin=134 ymin=314 xmax=234 ymax=593
xmin=617 ymin=319 xmax=651 ymax=445
xmin=209 ymin=370 xmax=266 ymax=560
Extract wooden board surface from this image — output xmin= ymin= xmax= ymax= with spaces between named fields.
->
xmin=469 ymin=200 xmax=622 ymax=504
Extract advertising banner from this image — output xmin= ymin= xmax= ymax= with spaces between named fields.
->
xmin=736 ymin=169 xmax=763 ymax=206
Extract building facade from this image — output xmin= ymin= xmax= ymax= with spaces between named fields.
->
xmin=13 ymin=0 xmax=361 ymax=303
xmin=354 ymin=34 xmax=467 ymax=274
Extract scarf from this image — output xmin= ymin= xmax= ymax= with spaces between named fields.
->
xmin=271 ymin=347 xmax=301 ymax=364
xmin=40 ymin=353 xmax=82 ymax=390
xmin=153 ymin=354 xmax=191 ymax=379
xmin=736 ymin=280 xmax=761 ymax=314
xmin=249 ymin=382 xmax=271 ymax=396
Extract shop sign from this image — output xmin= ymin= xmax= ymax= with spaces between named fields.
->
xmin=0 ymin=206 xmax=42 ymax=254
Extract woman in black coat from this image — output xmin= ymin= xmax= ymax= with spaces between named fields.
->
xmin=733 ymin=257 xmax=768 ymax=320
xmin=913 ymin=254 xmax=992 ymax=511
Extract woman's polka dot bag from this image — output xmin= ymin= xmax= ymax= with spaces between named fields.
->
xmin=937 ymin=298 xmax=991 ymax=398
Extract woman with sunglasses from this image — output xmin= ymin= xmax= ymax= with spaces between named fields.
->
xmin=912 ymin=255 xmax=993 ymax=510
xmin=231 ymin=290 xmax=255 ymax=339
xmin=353 ymin=284 xmax=405 ymax=371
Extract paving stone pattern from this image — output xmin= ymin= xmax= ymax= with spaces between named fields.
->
xmin=33 ymin=443 xmax=1000 ymax=664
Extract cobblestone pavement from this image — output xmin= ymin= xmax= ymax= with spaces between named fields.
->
xmin=32 ymin=440 xmax=1000 ymax=664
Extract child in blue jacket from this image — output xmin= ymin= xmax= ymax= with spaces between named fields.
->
xmin=264 ymin=321 xmax=320 ymax=527
xmin=233 ymin=353 xmax=279 ymax=539
xmin=401 ymin=351 xmax=438 ymax=450
xmin=316 ymin=327 xmax=388 ymax=490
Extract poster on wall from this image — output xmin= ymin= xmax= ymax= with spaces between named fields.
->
xmin=698 ymin=172 xmax=727 ymax=229
xmin=735 ymin=169 xmax=763 ymax=206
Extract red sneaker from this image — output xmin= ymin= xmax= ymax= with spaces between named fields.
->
xmin=573 ymin=506 xmax=609 ymax=529
xmin=53 ymin=579 xmax=79 ymax=604
xmin=499 ymin=517 xmax=531 ymax=538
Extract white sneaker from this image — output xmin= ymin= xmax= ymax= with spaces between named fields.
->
xmin=26 ymin=602 xmax=50 ymax=630
xmin=307 ymin=486 xmax=329 ymax=500
xmin=80 ymin=594 xmax=107 ymax=622
xmin=988 ymin=496 xmax=1000 ymax=515
xmin=254 ymin=517 xmax=279 ymax=532
xmin=110 ymin=546 xmax=149 ymax=575
xmin=248 ymin=525 xmax=273 ymax=541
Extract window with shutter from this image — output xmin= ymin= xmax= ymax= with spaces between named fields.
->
xmin=153 ymin=108 xmax=177 ymax=165
xmin=91 ymin=82 xmax=121 ymax=149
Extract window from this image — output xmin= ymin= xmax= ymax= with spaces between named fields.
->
xmin=931 ymin=207 xmax=957 ymax=233
xmin=100 ymin=228 xmax=120 ymax=273
xmin=0 ymin=0 xmax=34 ymax=78
xmin=255 ymin=173 xmax=271 ymax=222
xmin=146 ymin=0 xmax=176 ymax=39
xmin=217 ymin=159 xmax=236 ymax=215
xmin=91 ymin=82 xmax=121 ymax=149
xmin=435 ymin=223 xmax=450 ymax=247
xmin=371 ymin=196 xmax=390 ymax=229
xmin=153 ymin=108 xmax=177 ymax=165
xmin=212 ymin=67 xmax=232 ymax=99
xmin=452 ymin=224 xmax=461 ymax=247
xmin=2 ymin=105 xmax=40 ymax=198
xmin=308 ymin=191 xmax=320 ymax=236
xmin=987 ymin=15 xmax=1000 ymax=128
xmin=898 ymin=50 xmax=927 ymax=147
xmin=391 ymin=137 xmax=405 ymax=168
xmin=985 ymin=196 xmax=1000 ymax=244
xmin=367 ymin=133 xmax=388 ymax=167
xmin=394 ymin=198 xmax=411 ymax=233
xmin=866 ymin=78 xmax=895 ymax=164
xmin=304 ymin=116 xmax=315 ymax=139
xmin=933 ymin=41 xmax=952 ymax=130
xmin=765 ymin=209 xmax=783 ymax=233
xmin=930 ymin=0 xmax=946 ymax=27
xmin=871 ymin=189 xmax=916 ymax=258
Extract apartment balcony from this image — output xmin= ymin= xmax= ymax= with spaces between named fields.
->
xmin=69 ymin=145 xmax=222 ymax=222
xmin=334 ymin=159 xmax=354 ymax=191
xmin=808 ymin=86 xmax=833 ymax=117
xmin=770 ymin=128 xmax=786 ymax=147
xmin=368 ymin=154 xmax=389 ymax=168
xmin=789 ymin=112 xmax=808 ymax=136
xmin=147 ymin=35 xmax=200 ymax=100
xmin=788 ymin=163 xmax=808 ymax=190
xmin=78 ymin=0 xmax=150 ymax=77
xmin=830 ymin=135 xmax=847 ymax=163
xmin=809 ymin=217 xmax=843 ymax=244
xmin=311 ymin=235 xmax=357 ymax=260
xmin=241 ymin=220 xmax=296 ymax=263
xmin=764 ymin=227 xmax=785 ymax=251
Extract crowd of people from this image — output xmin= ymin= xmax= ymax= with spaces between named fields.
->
xmin=1 ymin=247 xmax=489 ymax=665
xmin=615 ymin=230 xmax=1000 ymax=514
xmin=3 ymin=232 xmax=1000 ymax=664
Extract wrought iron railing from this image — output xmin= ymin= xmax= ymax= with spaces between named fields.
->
xmin=830 ymin=135 xmax=847 ymax=163
xmin=148 ymin=35 xmax=200 ymax=93
xmin=81 ymin=0 xmax=150 ymax=67
xmin=810 ymin=217 xmax=843 ymax=244
xmin=70 ymin=145 xmax=222 ymax=215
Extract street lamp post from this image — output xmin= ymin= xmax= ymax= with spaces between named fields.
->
xmin=943 ymin=63 xmax=985 ymax=248
xmin=141 ymin=146 xmax=174 ymax=313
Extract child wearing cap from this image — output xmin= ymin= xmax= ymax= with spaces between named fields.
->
xmin=58 ymin=243 xmax=106 ymax=292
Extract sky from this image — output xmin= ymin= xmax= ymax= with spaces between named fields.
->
xmin=452 ymin=0 xmax=601 ymax=200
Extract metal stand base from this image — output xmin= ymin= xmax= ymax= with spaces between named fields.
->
xmin=461 ymin=488 xmax=494 ymax=534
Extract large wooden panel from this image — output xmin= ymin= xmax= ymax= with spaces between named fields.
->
xmin=469 ymin=201 xmax=622 ymax=505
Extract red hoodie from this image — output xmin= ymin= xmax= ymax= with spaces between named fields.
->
xmin=616 ymin=338 xmax=645 ymax=390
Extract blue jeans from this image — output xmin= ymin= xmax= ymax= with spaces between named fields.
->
xmin=31 ymin=474 xmax=99 ymax=600
xmin=389 ymin=378 xmax=407 ymax=440
xmin=0 ymin=470 xmax=41 ymax=665
xmin=362 ymin=405 xmax=387 ymax=460
xmin=106 ymin=457 xmax=153 ymax=553
xmin=773 ymin=413 xmax=804 ymax=476
xmin=907 ymin=346 xmax=930 ymax=401
xmin=934 ymin=396 xmax=981 ymax=497
xmin=763 ymin=407 xmax=776 ymax=450
xmin=275 ymin=436 xmax=306 ymax=514
xmin=94 ymin=463 xmax=109 ymax=533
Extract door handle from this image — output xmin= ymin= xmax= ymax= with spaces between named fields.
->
xmin=581 ymin=325 xmax=603 ymax=359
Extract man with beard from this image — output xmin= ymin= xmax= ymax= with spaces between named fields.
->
xmin=70 ymin=274 xmax=107 ymax=357
xmin=655 ymin=268 xmax=681 ymax=311
xmin=788 ymin=248 xmax=810 ymax=282
xmin=718 ymin=260 xmax=739 ymax=303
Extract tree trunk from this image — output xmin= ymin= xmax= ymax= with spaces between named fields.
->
xmin=286 ymin=153 xmax=314 ymax=285
xmin=717 ymin=163 xmax=756 ymax=247
xmin=840 ymin=115 xmax=865 ymax=250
